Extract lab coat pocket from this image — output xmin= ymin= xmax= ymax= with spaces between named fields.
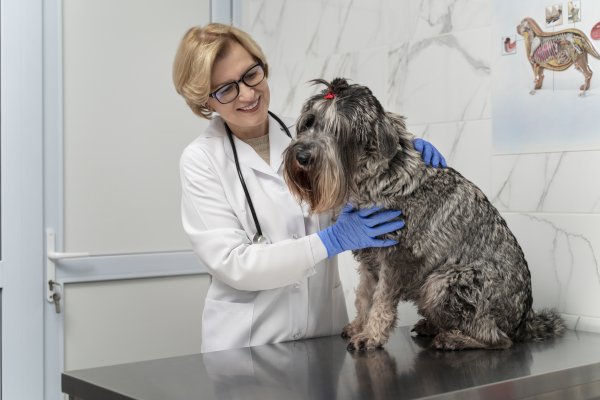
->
xmin=202 ymin=298 xmax=254 ymax=353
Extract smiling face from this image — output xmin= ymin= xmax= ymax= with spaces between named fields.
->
xmin=207 ymin=41 xmax=271 ymax=139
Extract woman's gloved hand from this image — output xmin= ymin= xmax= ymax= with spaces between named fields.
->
xmin=413 ymin=138 xmax=447 ymax=168
xmin=318 ymin=204 xmax=405 ymax=257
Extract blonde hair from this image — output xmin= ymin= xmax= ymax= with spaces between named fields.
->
xmin=172 ymin=23 xmax=269 ymax=119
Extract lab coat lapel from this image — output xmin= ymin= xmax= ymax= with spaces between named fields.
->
xmin=221 ymin=114 xmax=293 ymax=179
xmin=221 ymin=122 xmax=277 ymax=178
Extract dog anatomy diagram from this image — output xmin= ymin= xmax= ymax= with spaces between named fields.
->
xmin=492 ymin=0 xmax=600 ymax=153
xmin=517 ymin=17 xmax=600 ymax=95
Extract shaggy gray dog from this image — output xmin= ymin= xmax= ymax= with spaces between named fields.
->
xmin=283 ymin=78 xmax=565 ymax=351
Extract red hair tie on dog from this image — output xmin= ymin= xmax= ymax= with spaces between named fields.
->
xmin=324 ymin=91 xmax=335 ymax=99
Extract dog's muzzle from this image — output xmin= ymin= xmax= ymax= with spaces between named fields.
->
xmin=284 ymin=132 xmax=349 ymax=213
xmin=291 ymin=143 xmax=314 ymax=168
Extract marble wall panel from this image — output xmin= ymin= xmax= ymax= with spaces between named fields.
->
xmin=409 ymin=119 xmax=492 ymax=195
xmin=503 ymin=213 xmax=600 ymax=318
xmin=406 ymin=0 xmax=492 ymax=40
xmin=394 ymin=29 xmax=491 ymax=124
xmin=492 ymin=152 xmax=600 ymax=213
xmin=236 ymin=0 xmax=600 ymax=332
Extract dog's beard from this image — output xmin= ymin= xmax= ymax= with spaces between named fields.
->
xmin=284 ymin=147 xmax=348 ymax=214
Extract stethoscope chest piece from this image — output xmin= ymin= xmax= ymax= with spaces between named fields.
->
xmin=252 ymin=234 xmax=269 ymax=245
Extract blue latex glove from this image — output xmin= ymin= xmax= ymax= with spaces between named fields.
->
xmin=318 ymin=204 xmax=405 ymax=257
xmin=413 ymin=138 xmax=447 ymax=168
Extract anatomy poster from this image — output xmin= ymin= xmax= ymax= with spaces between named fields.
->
xmin=492 ymin=1 xmax=600 ymax=153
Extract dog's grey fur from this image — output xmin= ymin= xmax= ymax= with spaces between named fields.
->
xmin=283 ymin=78 xmax=565 ymax=351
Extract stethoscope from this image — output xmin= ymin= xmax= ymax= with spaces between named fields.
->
xmin=224 ymin=110 xmax=292 ymax=244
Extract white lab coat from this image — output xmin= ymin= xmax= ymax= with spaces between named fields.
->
xmin=180 ymin=114 xmax=348 ymax=353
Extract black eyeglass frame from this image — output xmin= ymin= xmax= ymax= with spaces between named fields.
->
xmin=209 ymin=63 xmax=266 ymax=104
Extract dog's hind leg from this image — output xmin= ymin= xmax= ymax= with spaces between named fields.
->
xmin=431 ymin=330 xmax=488 ymax=350
xmin=432 ymin=319 xmax=513 ymax=351
xmin=342 ymin=263 xmax=377 ymax=339
xmin=347 ymin=263 xmax=400 ymax=351
xmin=412 ymin=318 xmax=440 ymax=337
xmin=419 ymin=263 xmax=513 ymax=350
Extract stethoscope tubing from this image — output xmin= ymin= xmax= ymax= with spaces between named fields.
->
xmin=224 ymin=110 xmax=292 ymax=244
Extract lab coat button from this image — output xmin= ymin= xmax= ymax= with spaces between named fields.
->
xmin=292 ymin=233 xmax=299 ymax=239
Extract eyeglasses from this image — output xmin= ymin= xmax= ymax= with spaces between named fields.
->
xmin=209 ymin=63 xmax=265 ymax=104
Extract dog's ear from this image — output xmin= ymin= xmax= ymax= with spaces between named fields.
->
xmin=375 ymin=118 xmax=398 ymax=160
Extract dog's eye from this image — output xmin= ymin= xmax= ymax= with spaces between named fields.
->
xmin=298 ymin=113 xmax=316 ymax=132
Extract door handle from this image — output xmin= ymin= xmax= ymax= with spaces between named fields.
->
xmin=46 ymin=229 xmax=89 ymax=311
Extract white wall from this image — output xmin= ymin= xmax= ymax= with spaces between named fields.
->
xmin=237 ymin=0 xmax=600 ymax=331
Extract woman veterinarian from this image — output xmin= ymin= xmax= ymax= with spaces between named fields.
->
xmin=173 ymin=23 xmax=446 ymax=353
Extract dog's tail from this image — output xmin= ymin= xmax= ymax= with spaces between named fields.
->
xmin=516 ymin=308 xmax=566 ymax=341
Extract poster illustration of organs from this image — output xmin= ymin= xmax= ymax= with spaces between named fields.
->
xmin=492 ymin=1 xmax=600 ymax=153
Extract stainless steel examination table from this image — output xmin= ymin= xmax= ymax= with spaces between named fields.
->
xmin=62 ymin=327 xmax=600 ymax=400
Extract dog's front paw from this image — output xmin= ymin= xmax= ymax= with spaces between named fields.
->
xmin=346 ymin=333 xmax=386 ymax=352
xmin=341 ymin=322 xmax=363 ymax=339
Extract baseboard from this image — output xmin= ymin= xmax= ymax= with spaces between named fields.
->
xmin=562 ymin=313 xmax=600 ymax=334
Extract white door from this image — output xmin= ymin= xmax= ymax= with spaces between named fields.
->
xmin=43 ymin=1 xmax=213 ymax=399
xmin=1 ymin=0 xmax=46 ymax=399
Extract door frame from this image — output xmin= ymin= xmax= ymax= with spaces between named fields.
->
xmin=1 ymin=0 xmax=46 ymax=399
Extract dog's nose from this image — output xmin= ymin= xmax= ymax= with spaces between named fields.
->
xmin=296 ymin=150 xmax=312 ymax=166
